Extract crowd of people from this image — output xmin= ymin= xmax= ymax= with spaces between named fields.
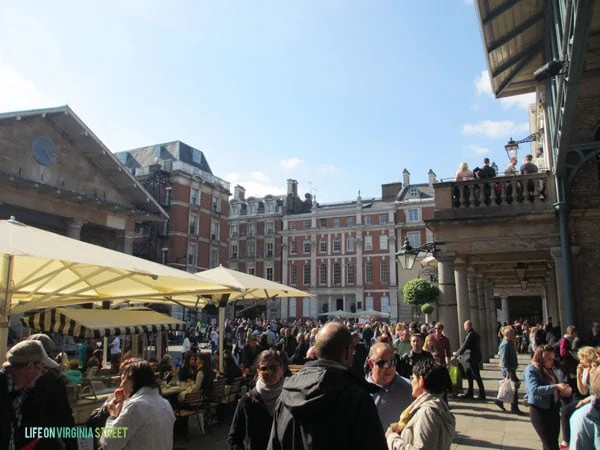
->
xmin=3 ymin=316 xmax=600 ymax=449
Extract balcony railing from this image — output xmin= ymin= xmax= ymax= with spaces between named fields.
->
xmin=432 ymin=172 xmax=555 ymax=219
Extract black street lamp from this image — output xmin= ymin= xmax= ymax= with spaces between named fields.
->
xmin=396 ymin=238 xmax=442 ymax=271
xmin=504 ymin=133 xmax=540 ymax=161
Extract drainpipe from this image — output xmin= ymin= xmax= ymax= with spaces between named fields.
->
xmin=553 ymin=176 xmax=577 ymax=328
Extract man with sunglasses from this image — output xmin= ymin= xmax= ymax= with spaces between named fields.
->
xmin=367 ymin=343 xmax=412 ymax=429
xmin=1 ymin=340 xmax=59 ymax=450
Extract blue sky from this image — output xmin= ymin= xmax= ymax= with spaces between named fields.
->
xmin=0 ymin=0 xmax=534 ymax=203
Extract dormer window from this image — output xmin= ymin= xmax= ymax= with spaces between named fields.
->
xmin=410 ymin=188 xmax=419 ymax=197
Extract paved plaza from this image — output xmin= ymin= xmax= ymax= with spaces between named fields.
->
xmin=174 ymin=354 xmax=543 ymax=450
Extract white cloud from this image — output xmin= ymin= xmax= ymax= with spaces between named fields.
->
xmin=462 ymin=120 xmax=529 ymax=139
xmin=225 ymin=172 xmax=240 ymax=183
xmin=319 ymin=164 xmax=340 ymax=174
xmin=280 ymin=157 xmax=303 ymax=169
xmin=464 ymin=144 xmax=490 ymax=156
xmin=0 ymin=59 xmax=56 ymax=111
xmin=474 ymin=69 xmax=536 ymax=109
xmin=251 ymin=171 xmax=271 ymax=182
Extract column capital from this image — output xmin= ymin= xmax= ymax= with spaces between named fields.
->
xmin=435 ymin=251 xmax=456 ymax=263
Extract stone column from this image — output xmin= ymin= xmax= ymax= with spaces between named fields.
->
xmin=436 ymin=252 xmax=459 ymax=350
xmin=123 ymin=231 xmax=136 ymax=255
xmin=551 ymin=246 xmax=580 ymax=328
xmin=485 ymin=281 xmax=497 ymax=356
xmin=467 ymin=272 xmax=479 ymax=330
xmin=66 ymin=219 xmax=86 ymax=240
xmin=476 ymin=275 xmax=489 ymax=361
xmin=501 ymin=296 xmax=509 ymax=324
xmin=454 ymin=263 xmax=469 ymax=339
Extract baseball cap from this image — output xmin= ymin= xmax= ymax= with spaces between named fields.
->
xmin=3 ymin=340 xmax=59 ymax=369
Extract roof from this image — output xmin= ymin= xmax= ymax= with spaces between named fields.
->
xmin=474 ymin=0 xmax=546 ymax=98
xmin=118 ymin=140 xmax=213 ymax=174
xmin=396 ymin=183 xmax=435 ymax=201
xmin=0 ymin=105 xmax=168 ymax=221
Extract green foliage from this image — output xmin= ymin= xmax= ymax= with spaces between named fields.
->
xmin=402 ymin=278 xmax=440 ymax=306
xmin=421 ymin=303 xmax=434 ymax=315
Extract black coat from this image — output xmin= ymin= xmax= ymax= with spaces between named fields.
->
xmin=228 ymin=389 xmax=274 ymax=450
xmin=267 ymin=360 xmax=387 ymax=450
xmin=397 ymin=350 xmax=434 ymax=378
xmin=456 ymin=328 xmax=483 ymax=365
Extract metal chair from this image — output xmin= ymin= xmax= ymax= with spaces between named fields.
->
xmin=174 ymin=390 xmax=206 ymax=440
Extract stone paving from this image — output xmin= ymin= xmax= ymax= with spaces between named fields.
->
xmin=174 ymin=353 xmax=543 ymax=450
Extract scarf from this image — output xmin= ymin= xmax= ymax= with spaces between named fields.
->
xmin=391 ymin=392 xmax=432 ymax=433
xmin=255 ymin=377 xmax=284 ymax=416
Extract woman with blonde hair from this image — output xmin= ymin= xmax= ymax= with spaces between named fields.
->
xmin=559 ymin=346 xmax=599 ymax=448
xmin=454 ymin=162 xmax=473 ymax=181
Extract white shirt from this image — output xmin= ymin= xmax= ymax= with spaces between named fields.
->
xmin=182 ymin=337 xmax=191 ymax=353
xmin=101 ymin=387 xmax=175 ymax=450
xmin=110 ymin=337 xmax=120 ymax=355
xmin=210 ymin=330 xmax=219 ymax=343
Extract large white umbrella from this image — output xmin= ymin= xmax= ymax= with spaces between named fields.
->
xmin=357 ymin=309 xmax=391 ymax=319
xmin=0 ymin=218 xmax=234 ymax=361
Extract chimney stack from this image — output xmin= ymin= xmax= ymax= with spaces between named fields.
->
xmin=403 ymin=169 xmax=410 ymax=188
xmin=234 ymin=185 xmax=245 ymax=201
xmin=428 ymin=169 xmax=437 ymax=186
xmin=287 ymin=179 xmax=298 ymax=197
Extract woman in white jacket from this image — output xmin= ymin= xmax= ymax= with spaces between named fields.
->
xmin=385 ymin=359 xmax=456 ymax=450
xmin=102 ymin=358 xmax=175 ymax=450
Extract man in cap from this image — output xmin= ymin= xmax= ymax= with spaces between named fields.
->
xmin=27 ymin=334 xmax=77 ymax=450
xmin=1 ymin=340 xmax=59 ymax=450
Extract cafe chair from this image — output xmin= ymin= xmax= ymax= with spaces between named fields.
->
xmin=174 ymin=390 xmax=206 ymax=440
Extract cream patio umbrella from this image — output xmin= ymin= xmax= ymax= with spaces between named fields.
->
xmin=191 ymin=265 xmax=314 ymax=371
xmin=0 ymin=218 xmax=234 ymax=361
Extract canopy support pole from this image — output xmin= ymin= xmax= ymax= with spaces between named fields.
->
xmin=103 ymin=337 xmax=108 ymax=369
xmin=132 ymin=334 xmax=139 ymax=358
xmin=0 ymin=255 xmax=14 ymax=364
xmin=218 ymin=294 xmax=230 ymax=374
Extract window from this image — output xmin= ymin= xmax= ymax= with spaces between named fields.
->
xmin=190 ymin=188 xmax=199 ymax=205
xmin=347 ymin=217 xmax=355 ymax=226
xmin=231 ymin=245 xmax=238 ymax=260
xmin=247 ymin=243 xmax=255 ymax=258
xmin=347 ymin=263 xmax=355 ymax=284
xmin=410 ymin=187 xmax=419 ymax=197
xmin=248 ymin=267 xmax=255 ymax=275
xmin=289 ymin=298 xmax=296 ymax=317
xmin=333 ymin=218 xmax=340 ymax=228
xmin=319 ymin=239 xmax=327 ymax=253
xmin=248 ymin=223 xmax=256 ymax=237
xmin=290 ymin=240 xmax=297 ymax=254
xmin=347 ymin=237 xmax=355 ymax=252
xmin=364 ymin=235 xmax=373 ymax=251
xmin=365 ymin=215 xmax=372 ymax=225
xmin=319 ymin=218 xmax=327 ymax=228
xmin=381 ymin=260 xmax=389 ymax=283
xmin=210 ymin=248 xmax=219 ymax=268
xmin=365 ymin=296 xmax=374 ymax=310
xmin=189 ymin=214 xmax=198 ymax=235
xmin=265 ymin=267 xmax=273 ymax=281
xmin=211 ymin=221 xmax=219 ymax=240
xmin=407 ymin=208 xmax=420 ymax=223
xmin=303 ymin=264 xmax=311 ymax=285
xmin=333 ymin=263 xmax=341 ymax=285
xmin=303 ymin=220 xmax=311 ymax=230
xmin=290 ymin=222 xmax=297 ymax=231
xmin=365 ymin=261 xmax=373 ymax=283
xmin=333 ymin=238 xmax=341 ymax=252
xmin=379 ymin=214 xmax=387 ymax=224
xmin=230 ymin=224 xmax=239 ymax=237
xmin=266 ymin=222 xmax=274 ymax=235
xmin=212 ymin=195 xmax=220 ymax=212
xmin=407 ymin=231 xmax=421 ymax=248
xmin=319 ymin=263 xmax=327 ymax=285
xmin=381 ymin=297 xmax=389 ymax=313
xmin=303 ymin=241 xmax=311 ymax=253
xmin=303 ymin=298 xmax=310 ymax=317
xmin=379 ymin=235 xmax=388 ymax=250
xmin=187 ymin=243 xmax=197 ymax=268
xmin=266 ymin=242 xmax=274 ymax=257
xmin=290 ymin=265 xmax=297 ymax=284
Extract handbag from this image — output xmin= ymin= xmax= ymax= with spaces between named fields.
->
xmin=497 ymin=375 xmax=515 ymax=403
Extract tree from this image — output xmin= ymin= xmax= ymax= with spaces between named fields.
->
xmin=421 ymin=303 xmax=435 ymax=323
xmin=402 ymin=278 xmax=440 ymax=306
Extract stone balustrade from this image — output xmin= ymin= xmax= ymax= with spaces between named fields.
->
xmin=432 ymin=172 xmax=555 ymax=219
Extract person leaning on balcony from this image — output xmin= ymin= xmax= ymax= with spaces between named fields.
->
xmin=520 ymin=154 xmax=539 ymax=174
xmin=454 ymin=162 xmax=473 ymax=181
xmin=473 ymin=157 xmax=496 ymax=179
xmin=504 ymin=157 xmax=518 ymax=175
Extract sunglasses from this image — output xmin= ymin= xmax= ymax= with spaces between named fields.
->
xmin=373 ymin=359 xmax=396 ymax=369
xmin=258 ymin=364 xmax=281 ymax=373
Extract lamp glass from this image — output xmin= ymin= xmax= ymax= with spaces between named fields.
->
xmin=505 ymin=139 xmax=519 ymax=160
xmin=396 ymin=250 xmax=417 ymax=271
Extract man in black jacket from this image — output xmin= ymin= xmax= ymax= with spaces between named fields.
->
xmin=454 ymin=320 xmax=486 ymax=400
xmin=268 ymin=323 xmax=387 ymax=450
xmin=396 ymin=332 xmax=433 ymax=379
